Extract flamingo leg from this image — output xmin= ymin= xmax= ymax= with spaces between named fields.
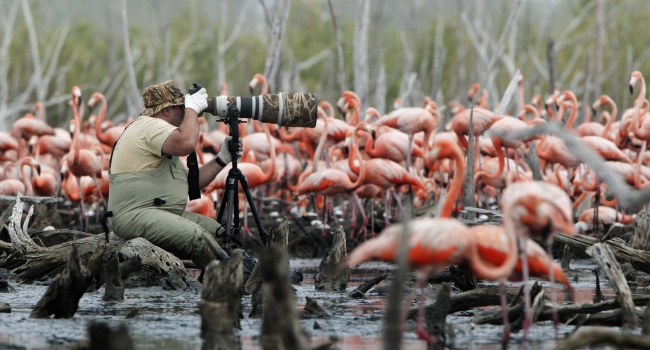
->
xmin=322 ymin=196 xmax=328 ymax=237
xmin=518 ymin=236 xmax=533 ymax=343
xmin=406 ymin=134 xmax=414 ymax=172
xmin=370 ymin=199 xmax=376 ymax=238
xmin=91 ymin=175 xmax=107 ymax=209
xmin=350 ymin=195 xmax=357 ymax=239
xmin=499 ymin=281 xmax=511 ymax=346
xmin=76 ymin=178 xmax=87 ymax=232
xmin=546 ymin=235 xmax=560 ymax=340
xmin=383 ymin=191 xmax=391 ymax=228
xmin=351 ymin=192 xmax=368 ymax=240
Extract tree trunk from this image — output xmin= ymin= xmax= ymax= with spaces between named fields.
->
xmin=263 ymin=0 xmax=292 ymax=92
xmin=629 ymin=203 xmax=650 ymax=252
xmin=326 ymin=0 xmax=346 ymax=94
xmin=353 ymin=0 xmax=370 ymax=114
xmin=120 ymin=0 xmax=140 ymax=116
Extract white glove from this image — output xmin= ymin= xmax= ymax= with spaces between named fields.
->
xmin=184 ymin=87 xmax=208 ymax=115
xmin=216 ymin=136 xmax=244 ymax=165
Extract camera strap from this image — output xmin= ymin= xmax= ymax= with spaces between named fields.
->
xmin=187 ymin=151 xmax=201 ymax=200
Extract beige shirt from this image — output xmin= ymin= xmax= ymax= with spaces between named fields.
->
xmin=110 ymin=116 xmax=188 ymax=174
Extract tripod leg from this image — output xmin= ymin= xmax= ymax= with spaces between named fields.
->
xmin=239 ymin=175 xmax=269 ymax=245
xmin=222 ymin=179 xmax=238 ymax=255
xmin=216 ymin=188 xmax=229 ymax=223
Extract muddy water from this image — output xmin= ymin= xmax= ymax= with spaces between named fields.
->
xmin=1 ymin=258 xmax=648 ymax=349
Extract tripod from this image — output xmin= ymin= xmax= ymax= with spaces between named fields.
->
xmin=215 ymin=105 xmax=269 ymax=255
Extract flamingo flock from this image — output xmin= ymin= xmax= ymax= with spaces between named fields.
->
xmin=2 ymin=71 xmax=650 ymax=344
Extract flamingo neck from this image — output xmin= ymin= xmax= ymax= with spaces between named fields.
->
xmin=95 ymin=96 xmax=108 ymax=142
xmin=347 ymin=127 xmax=366 ymax=190
xmin=439 ymin=141 xmax=466 ymax=218
xmin=565 ymin=96 xmax=578 ymax=130
xmin=602 ymin=98 xmax=616 ymax=137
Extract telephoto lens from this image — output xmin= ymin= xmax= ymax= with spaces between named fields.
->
xmin=205 ymin=92 xmax=318 ymax=128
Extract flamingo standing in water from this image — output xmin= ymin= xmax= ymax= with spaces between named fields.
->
xmin=500 ymin=181 xmax=575 ymax=341
xmin=65 ymin=86 xmax=104 ymax=231
xmin=470 ymin=224 xmax=573 ymax=344
xmin=371 ymin=100 xmax=439 ymax=170
xmin=347 ymin=217 xmax=517 ymax=344
xmin=293 ymin=121 xmax=367 ymax=234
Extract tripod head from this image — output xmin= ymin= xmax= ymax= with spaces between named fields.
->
xmin=216 ymin=104 xmax=247 ymax=169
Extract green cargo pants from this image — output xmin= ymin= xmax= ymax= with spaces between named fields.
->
xmin=108 ymin=155 xmax=228 ymax=269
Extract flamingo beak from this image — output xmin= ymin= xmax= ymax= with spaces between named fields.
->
xmin=629 ymin=76 xmax=638 ymax=94
xmin=36 ymin=165 xmax=41 ymax=176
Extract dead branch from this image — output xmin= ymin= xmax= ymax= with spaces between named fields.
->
xmin=326 ymin=0 xmax=346 ymax=93
xmin=353 ymin=0 xmax=370 ymax=112
xmin=120 ymin=0 xmax=140 ymax=116
xmin=263 ymin=0 xmax=291 ymax=90
xmin=349 ymin=274 xmax=387 ymax=299
xmin=430 ymin=16 xmax=446 ymax=102
xmin=587 ymin=243 xmax=638 ymax=329
xmin=556 ymin=328 xmax=650 ymax=350
xmin=494 ymin=69 xmax=521 ymax=115
xmin=555 ymin=232 xmax=650 ymax=274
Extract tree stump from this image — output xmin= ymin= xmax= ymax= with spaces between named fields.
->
xmin=30 ymin=243 xmax=107 ymax=319
xmin=199 ymin=249 xmax=244 ymax=350
xmin=630 ymin=203 xmax=650 ymax=251
xmin=587 ymin=243 xmax=639 ymax=330
xmin=259 ymin=245 xmax=309 ymax=350
xmin=88 ymin=322 xmax=135 ymax=350
xmin=102 ymin=248 xmax=130 ymax=301
xmin=556 ymin=328 xmax=650 ymax=349
xmin=315 ymin=225 xmax=349 ymax=291
xmin=247 ymin=217 xmax=290 ymax=318
xmin=424 ymin=283 xmax=452 ymax=346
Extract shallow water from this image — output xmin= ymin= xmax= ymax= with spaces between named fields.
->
xmin=1 ymin=258 xmax=649 ymax=349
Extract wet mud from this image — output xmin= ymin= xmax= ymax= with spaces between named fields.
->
xmin=2 ymin=203 xmax=650 ymax=349
xmin=3 ymin=255 xmax=649 ymax=350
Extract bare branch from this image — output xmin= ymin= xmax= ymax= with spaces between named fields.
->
xmin=557 ymin=44 xmax=584 ymax=88
xmin=353 ymin=0 xmax=370 ymax=112
xmin=21 ymin=0 xmax=43 ymax=101
xmin=327 ymin=0 xmax=346 ymax=93
xmin=263 ymin=0 xmax=292 ymax=90
xmin=430 ymin=16 xmax=446 ymax=100
xmin=460 ymin=13 xmax=490 ymax=66
xmin=296 ymin=49 xmax=330 ymax=72
xmin=0 ymin=1 xmax=20 ymax=129
xmin=555 ymin=1 xmax=596 ymax=46
xmin=120 ymin=0 xmax=140 ymax=116
xmin=495 ymin=69 xmax=521 ymax=116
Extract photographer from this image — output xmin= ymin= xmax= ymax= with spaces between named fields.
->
xmin=107 ymin=80 xmax=242 ymax=271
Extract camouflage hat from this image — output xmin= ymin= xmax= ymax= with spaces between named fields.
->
xmin=141 ymin=80 xmax=185 ymax=116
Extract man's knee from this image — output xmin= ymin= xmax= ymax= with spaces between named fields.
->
xmin=190 ymin=232 xmax=229 ymax=269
